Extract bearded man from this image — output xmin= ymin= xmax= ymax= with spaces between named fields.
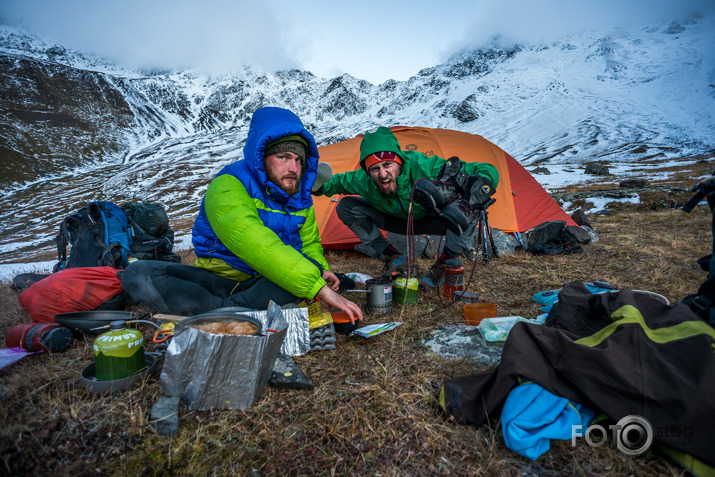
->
xmin=121 ymin=107 xmax=362 ymax=323
xmin=312 ymin=126 xmax=499 ymax=287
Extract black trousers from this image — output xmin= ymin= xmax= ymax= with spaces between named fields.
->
xmin=335 ymin=196 xmax=476 ymax=256
xmin=120 ymin=260 xmax=299 ymax=316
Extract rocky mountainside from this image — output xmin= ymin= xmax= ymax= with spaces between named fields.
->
xmin=0 ymin=14 xmax=713 ymax=263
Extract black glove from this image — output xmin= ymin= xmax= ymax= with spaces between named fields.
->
xmin=465 ymin=175 xmax=496 ymax=210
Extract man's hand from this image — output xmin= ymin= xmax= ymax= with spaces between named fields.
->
xmin=316 ymin=285 xmax=363 ymax=324
xmin=322 ymin=270 xmax=340 ymax=291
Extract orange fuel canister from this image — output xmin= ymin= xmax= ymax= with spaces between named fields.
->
xmin=443 ymin=259 xmax=465 ymax=300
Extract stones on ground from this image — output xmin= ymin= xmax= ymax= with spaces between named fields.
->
xmin=570 ymin=208 xmax=592 ymax=228
xmin=531 ymin=167 xmax=551 ymax=174
xmin=423 ymin=324 xmax=504 ymax=366
xmin=566 ymin=225 xmax=593 ymax=244
xmin=423 ymin=234 xmax=446 ymax=259
xmin=580 ymin=225 xmax=600 ymax=243
xmin=386 ymin=232 xmax=430 ymax=257
xmin=619 ymin=178 xmax=648 ymax=188
xmin=269 ymin=353 xmax=314 ymax=390
xmin=585 ymin=163 xmax=610 ymax=175
xmin=476 ymin=228 xmax=519 ymax=257
xmin=151 ymin=396 xmax=181 ymax=437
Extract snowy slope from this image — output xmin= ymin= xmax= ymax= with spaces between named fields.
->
xmin=0 ymin=14 xmax=713 ymax=265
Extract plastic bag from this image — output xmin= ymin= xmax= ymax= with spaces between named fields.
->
xmin=478 ymin=316 xmax=531 ymax=342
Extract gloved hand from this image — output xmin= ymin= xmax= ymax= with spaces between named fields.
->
xmin=465 ymin=174 xmax=496 ymax=210
xmin=312 ymin=162 xmax=333 ymax=194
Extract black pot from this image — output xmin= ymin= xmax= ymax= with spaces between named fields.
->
xmin=54 ymin=310 xmax=145 ymax=335
xmin=177 ymin=307 xmax=262 ymax=336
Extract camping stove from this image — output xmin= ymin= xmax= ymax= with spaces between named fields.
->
xmin=364 ymin=278 xmax=393 ymax=315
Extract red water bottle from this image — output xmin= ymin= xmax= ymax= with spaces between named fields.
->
xmin=443 ymin=259 xmax=465 ymax=300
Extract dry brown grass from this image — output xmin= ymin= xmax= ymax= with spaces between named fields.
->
xmin=1 ymin=178 xmax=712 ymax=475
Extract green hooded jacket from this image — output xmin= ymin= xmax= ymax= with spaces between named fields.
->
xmin=318 ymin=127 xmax=500 ymax=220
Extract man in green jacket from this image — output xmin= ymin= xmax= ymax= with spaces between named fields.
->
xmin=313 ymin=127 xmax=499 ymax=287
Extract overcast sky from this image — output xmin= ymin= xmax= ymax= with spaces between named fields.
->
xmin=1 ymin=0 xmax=712 ymax=84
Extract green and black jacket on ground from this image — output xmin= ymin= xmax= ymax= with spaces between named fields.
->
xmin=440 ymin=281 xmax=715 ymax=474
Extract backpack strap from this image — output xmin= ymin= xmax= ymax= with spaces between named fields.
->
xmin=99 ymin=242 xmax=125 ymax=268
xmin=126 ymin=215 xmax=147 ymax=237
xmin=54 ymin=215 xmax=76 ymax=271
xmin=55 ymin=219 xmax=70 ymax=263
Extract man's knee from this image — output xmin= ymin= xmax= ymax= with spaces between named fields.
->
xmin=336 ymin=197 xmax=361 ymax=222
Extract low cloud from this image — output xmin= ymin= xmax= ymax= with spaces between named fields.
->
xmin=0 ymin=0 xmax=304 ymax=75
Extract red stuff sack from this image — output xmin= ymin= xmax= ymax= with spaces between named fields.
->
xmin=18 ymin=267 xmax=125 ymax=323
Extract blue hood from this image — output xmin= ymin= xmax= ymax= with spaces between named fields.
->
xmin=243 ymin=106 xmax=320 ymax=205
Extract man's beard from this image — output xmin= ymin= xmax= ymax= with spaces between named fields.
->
xmin=373 ymin=177 xmax=399 ymax=197
xmin=267 ymin=170 xmax=301 ymax=196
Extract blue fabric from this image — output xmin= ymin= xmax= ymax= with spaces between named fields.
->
xmin=501 ymin=381 xmax=597 ymax=460
xmin=532 ymin=282 xmax=616 ymax=313
xmin=192 ymin=107 xmax=320 ymax=274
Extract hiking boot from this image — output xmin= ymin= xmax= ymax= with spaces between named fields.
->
xmin=437 ymin=157 xmax=470 ymax=188
xmin=421 ymin=262 xmax=445 ymax=288
xmin=355 ymin=244 xmax=380 ymax=258
xmin=463 ymin=175 xmax=496 ymax=210
xmin=380 ymin=244 xmax=401 ymax=260
xmin=440 ymin=198 xmax=477 ymax=235
xmin=413 ymin=179 xmax=460 ymax=214
xmin=355 ymin=243 xmax=401 ymax=261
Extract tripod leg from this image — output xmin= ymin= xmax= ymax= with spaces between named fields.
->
xmin=484 ymin=211 xmax=499 ymax=258
xmin=480 ymin=211 xmax=491 ymax=266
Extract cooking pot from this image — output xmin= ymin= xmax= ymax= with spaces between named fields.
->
xmin=54 ymin=310 xmax=147 ymax=335
xmin=176 ymin=307 xmax=263 ymax=336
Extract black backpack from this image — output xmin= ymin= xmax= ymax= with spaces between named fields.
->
xmin=121 ymin=202 xmax=181 ymax=262
xmin=54 ymin=201 xmax=132 ymax=272
xmin=681 ymin=175 xmax=715 ymax=326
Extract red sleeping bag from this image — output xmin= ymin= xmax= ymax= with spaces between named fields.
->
xmin=18 ymin=267 xmax=125 ymax=323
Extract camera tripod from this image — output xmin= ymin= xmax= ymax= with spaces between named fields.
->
xmin=475 ymin=207 xmax=499 ymax=266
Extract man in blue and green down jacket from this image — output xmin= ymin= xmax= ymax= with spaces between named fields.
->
xmin=313 ymin=126 xmax=499 ymax=288
xmin=121 ymin=107 xmax=362 ymax=323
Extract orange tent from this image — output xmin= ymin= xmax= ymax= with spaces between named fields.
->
xmin=313 ymin=126 xmax=576 ymax=249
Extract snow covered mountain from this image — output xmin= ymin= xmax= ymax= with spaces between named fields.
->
xmin=0 ymin=14 xmax=713 ymax=264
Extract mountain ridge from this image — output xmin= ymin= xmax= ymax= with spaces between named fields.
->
xmin=0 ymin=15 xmax=713 ymax=263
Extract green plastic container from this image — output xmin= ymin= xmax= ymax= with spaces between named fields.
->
xmin=394 ymin=277 xmax=419 ymax=305
xmin=93 ymin=321 xmax=145 ymax=381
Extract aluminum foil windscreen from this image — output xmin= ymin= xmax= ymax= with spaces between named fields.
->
xmin=159 ymin=303 xmax=309 ymax=410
